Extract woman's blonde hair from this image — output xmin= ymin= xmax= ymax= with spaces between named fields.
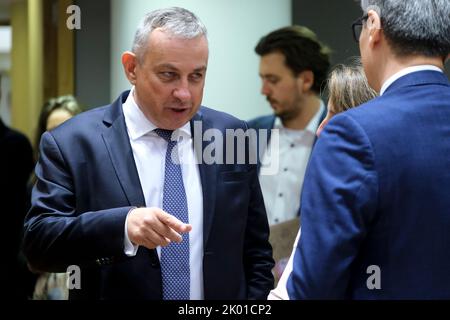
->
xmin=34 ymin=95 xmax=82 ymax=161
xmin=327 ymin=59 xmax=377 ymax=113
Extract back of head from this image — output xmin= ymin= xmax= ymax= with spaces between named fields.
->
xmin=327 ymin=59 xmax=378 ymax=112
xmin=132 ymin=7 xmax=208 ymax=63
xmin=361 ymin=0 xmax=450 ymax=59
xmin=255 ymin=25 xmax=331 ymax=93
xmin=35 ymin=95 xmax=82 ymax=151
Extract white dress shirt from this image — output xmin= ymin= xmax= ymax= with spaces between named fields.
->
xmin=380 ymin=65 xmax=443 ymax=95
xmin=258 ymin=102 xmax=324 ymax=225
xmin=122 ymin=88 xmax=204 ymax=299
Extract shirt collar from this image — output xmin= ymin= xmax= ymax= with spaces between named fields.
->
xmin=380 ymin=65 xmax=443 ymax=96
xmin=122 ymin=87 xmax=192 ymax=140
xmin=273 ymin=100 xmax=325 ymax=135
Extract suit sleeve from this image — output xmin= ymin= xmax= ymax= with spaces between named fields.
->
xmin=287 ymin=114 xmax=378 ymax=299
xmin=242 ymin=121 xmax=275 ymax=299
xmin=23 ymin=132 xmax=132 ymax=272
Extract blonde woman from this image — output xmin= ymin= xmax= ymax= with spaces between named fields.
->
xmin=316 ymin=62 xmax=377 ymax=136
xmin=268 ymin=60 xmax=377 ymax=300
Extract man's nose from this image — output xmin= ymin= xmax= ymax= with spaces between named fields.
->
xmin=261 ymin=82 xmax=270 ymax=96
xmin=173 ymin=81 xmax=192 ymax=101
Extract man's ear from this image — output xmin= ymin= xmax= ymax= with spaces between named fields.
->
xmin=366 ymin=9 xmax=382 ymax=48
xmin=122 ymin=51 xmax=138 ymax=85
xmin=297 ymin=70 xmax=314 ymax=92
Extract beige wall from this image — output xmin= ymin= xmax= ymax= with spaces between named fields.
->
xmin=11 ymin=0 xmax=43 ymax=144
xmin=10 ymin=0 xmax=74 ymax=145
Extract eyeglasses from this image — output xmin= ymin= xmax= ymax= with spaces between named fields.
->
xmin=351 ymin=14 xmax=368 ymax=43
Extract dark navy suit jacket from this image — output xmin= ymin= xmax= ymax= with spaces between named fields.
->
xmin=287 ymin=70 xmax=450 ymax=299
xmin=23 ymin=91 xmax=274 ymax=300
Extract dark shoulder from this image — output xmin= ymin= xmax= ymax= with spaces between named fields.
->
xmin=247 ymin=114 xmax=275 ymax=130
xmin=198 ymin=106 xmax=247 ymax=130
xmin=0 ymin=124 xmax=33 ymax=169
xmin=50 ymin=105 xmax=110 ymax=137
xmin=0 ymin=124 xmax=32 ymax=151
xmin=339 ymin=96 xmax=384 ymax=124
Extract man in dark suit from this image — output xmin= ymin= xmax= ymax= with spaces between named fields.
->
xmin=287 ymin=0 xmax=450 ymax=299
xmin=23 ymin=7 xmax=274 ymax=300
xmin=248 ymin=26 xmax=329 ymax=226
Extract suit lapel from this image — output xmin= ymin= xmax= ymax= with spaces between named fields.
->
xmin=101 ymin=92 xmax=146 ymax=207
xmin=191 ymin=111 xmax=217 ymax=247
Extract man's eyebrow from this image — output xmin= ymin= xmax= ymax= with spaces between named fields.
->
xmin=193 ymin=66 xmax=207 ymax=73
xmin=156 ymin=64 xmax=178 ymax=71
xmin=260 ymin=73 xmax=278 ymax=79
xmin=156 ymin=64 xmax=207 ymax=73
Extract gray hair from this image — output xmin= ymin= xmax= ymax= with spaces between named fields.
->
xmin=132 ymin=7 xmax=208 ymax=62
xmin=361 ymin=0 xmax=450 ymax=58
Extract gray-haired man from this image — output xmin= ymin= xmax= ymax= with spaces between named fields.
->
xmin=24 ymin=7 xmax=274 ymax=300
xmin=288 ymin=0 xmax=450 ymax=299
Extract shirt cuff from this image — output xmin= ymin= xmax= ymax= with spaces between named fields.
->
xmin=124 ymin=207 xmax=139 ymax=256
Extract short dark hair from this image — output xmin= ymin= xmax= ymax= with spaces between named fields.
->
xmin=255 ymin=25 xmax=331 ymax=94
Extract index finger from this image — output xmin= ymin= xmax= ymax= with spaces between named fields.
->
xmin=155 ymin=209 xmax=192 ymax=234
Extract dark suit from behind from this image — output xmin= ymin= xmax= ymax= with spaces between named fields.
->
xmin=287 ymin=71 xmax=450 ymax=299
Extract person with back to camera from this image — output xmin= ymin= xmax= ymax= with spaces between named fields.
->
xmin=288 ymin=0 xmax=450 ymax=299
xmin=268 ymin=60 xmax=377 ymax=300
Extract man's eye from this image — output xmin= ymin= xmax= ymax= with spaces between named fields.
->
xmin=190 ymin=73 xmax=203 ymax=81
xmin=159 ymin=72 xmax=176 ymax=80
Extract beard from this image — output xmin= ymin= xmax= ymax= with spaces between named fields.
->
xmin=276 ymin=108 xmax=299 ymax=122
xmin=269 ymin=89 xmax=303 ymax=122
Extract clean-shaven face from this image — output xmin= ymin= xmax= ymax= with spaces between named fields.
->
xmin=133 ymin=29 xmax=209 ymax=130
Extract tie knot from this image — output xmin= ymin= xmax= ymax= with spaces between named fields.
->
xmin=154 ymin=129 xmax=174 ymax=142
